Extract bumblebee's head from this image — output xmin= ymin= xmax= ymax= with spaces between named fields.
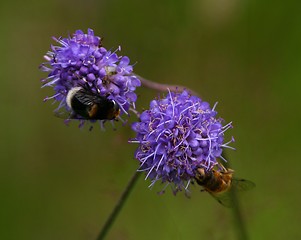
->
xmin=106 ymin=100 xmax=120 ymax=120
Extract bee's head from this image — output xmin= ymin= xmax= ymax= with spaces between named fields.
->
xmin=112 ymin=100 xmax=120 ymax=118
xmin=196 ymin=167 xmax=206 ymax=177
xmin=106 ymin=100 xmax=120 ymax=120
xmin=194 ymin=167 xmax=206 ymax=184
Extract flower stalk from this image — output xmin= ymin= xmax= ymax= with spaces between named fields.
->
xmin=222 ymin=153 xmax=249 ymax=240
xmin=133 ymin=73 xmax=199 ymax=97
xmin=96 ymin=171 xmax=141 ymax=240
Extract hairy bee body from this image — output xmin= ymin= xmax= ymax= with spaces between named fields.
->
xmin=65 ymin=87 xmax=120 ymax=120
xmin=194 ymin=166 xmax=255 ymax=207
xmin=195 ymin=168 xmax=233 ymax=194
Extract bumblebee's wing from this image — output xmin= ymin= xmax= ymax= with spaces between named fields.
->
xmin=74 ymin=90 xmax=101 ymax=106
xmin=72 ymin=90 xmax=114 ymax=119
xmin=209 ymin=179 xmax=256 ymax=208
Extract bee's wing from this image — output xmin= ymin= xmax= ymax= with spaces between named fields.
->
xmin=75 ymin=90 xmax=100 ymax=105
xmin=209 ymin=179 xmax=256 ymax=208
xmin=231 ymin=178 xmax=256 ymax=191
xmin=209 ymin=192 xmax=234 ymax=208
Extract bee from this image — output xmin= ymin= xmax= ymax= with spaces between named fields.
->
xmin=194 ymin=165 xmax=255 ymax=207
xmin=61 ymin=86 xmax=120 ymax=121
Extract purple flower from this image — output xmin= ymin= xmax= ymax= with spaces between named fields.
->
xmin=40 ymin=29 xmax=140 ymax=124
xmin=130 ymin=90 xmax=234 ymax=194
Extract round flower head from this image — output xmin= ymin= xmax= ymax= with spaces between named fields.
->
xmin=130 ymin=90 xmax=234 ymax=194
xmin=40 ymin=29 xmax=141 ymax=125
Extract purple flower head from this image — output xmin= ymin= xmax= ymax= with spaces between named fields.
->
xmin=130 ymin=90 xmax=234 ymax=194
xmin=40 ymin=29 xmax=141 ymax=125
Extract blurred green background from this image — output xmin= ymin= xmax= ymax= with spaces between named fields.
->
xmin=1 ymin=0 xmax=300 ymax=239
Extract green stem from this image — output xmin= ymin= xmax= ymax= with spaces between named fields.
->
xmin=229 ymin=188 xmax=249 ymax=240
xmin=96 ymin=171 xmax=141 ymax=240
xmin=223 ymin=153 xmax=249 ymax=240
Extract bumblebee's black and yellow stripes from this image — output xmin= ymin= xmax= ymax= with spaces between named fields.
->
xmin=66 ymin=87 xmax=120 ymax=120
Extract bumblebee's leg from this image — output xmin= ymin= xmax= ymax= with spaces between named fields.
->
xmin=69 ymin=111 xmax=77 ymax=119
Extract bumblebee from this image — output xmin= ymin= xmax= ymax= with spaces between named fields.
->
xmin=64 ymin=86 xmax=120 ymax=120
xmin=194 ymin=165 xmax=255 ymax=207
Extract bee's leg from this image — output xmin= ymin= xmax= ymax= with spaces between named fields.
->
xmin=219 ymin=163 xmax=234 ymax=174
xmin=69 ymin=111 xmax=77 ymax=119
xmin=73 ymin=74 xmax=89 ymax=88
xmin=84 ymin=78 xmax=95 ymax=92
xmin=219 ymin=163 xmax=227 ymax=172
xmin=68 ymin=112 xmax=85 ymax=121
xmin=91 ymin=79 xmax=101 ymax=94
